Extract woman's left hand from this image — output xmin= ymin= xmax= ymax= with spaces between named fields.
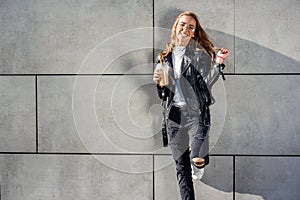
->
xmin=216 ymin=48 xmax=230 ymax=64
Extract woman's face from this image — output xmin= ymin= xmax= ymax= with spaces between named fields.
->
xmin=175 ymin=15 xmax=196 ymax=46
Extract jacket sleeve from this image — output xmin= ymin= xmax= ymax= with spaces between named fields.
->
xmin=196 ymin=51 xmax=225 ymax=104
xmin=203 ymin=62 xmax=225 ymax=88
xmin=197 ymin=51 xmax=225 ymax=88
xmin=155 ymin=62 xmax=169 ymax=101
xmin=157 ymin=85 xmax=169 ymax=100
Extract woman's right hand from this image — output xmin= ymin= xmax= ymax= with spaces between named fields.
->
xmin=153 ymin=68 xmax=161 ymax=85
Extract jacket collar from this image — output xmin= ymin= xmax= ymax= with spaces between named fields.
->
xmin=165 ymin=48 xmax=193 ymax=72
xmin=181 ymin=54 xmax=192 ymax=74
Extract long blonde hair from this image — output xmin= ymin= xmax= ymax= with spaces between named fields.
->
xmin=159 ymin=11 xmax=216 ymax=62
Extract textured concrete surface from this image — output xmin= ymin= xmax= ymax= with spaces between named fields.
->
xmin=37 ymin=75 xmax=169 ymax=154
xmin=211 ymin=75 xmax=300 ymax=155
xmin=0 ymin=154 xmax=153 ymax=200
xmin=236 ymin=157 xmax=300 ymax=200
xmin=0 ymin=76 xmax=35 ymax=152
xmin=0 ymin=0 xmax=153 ymax=74
xmin=235 ymin=0 xmax=300 ymax=73
xmin=1 ymin=0 xmax=300 ymax=199
xmin=38 ymin=76 xmax=88 ymax=153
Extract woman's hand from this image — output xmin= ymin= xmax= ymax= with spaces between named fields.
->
xmin=216 ymin=48 xmax=230 ymax=64
xmin=153 ymin=68 xmax=161 ymax=85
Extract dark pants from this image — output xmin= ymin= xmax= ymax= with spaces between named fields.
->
xmin=167 ymin=105 xmax=209 ymax=200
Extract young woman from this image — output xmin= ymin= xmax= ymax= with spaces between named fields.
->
xmin=153 ymin=11 xmax=230 ymax=199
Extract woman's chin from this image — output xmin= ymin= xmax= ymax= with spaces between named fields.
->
xmin=177 ymin=39 xmax=190 ymax=46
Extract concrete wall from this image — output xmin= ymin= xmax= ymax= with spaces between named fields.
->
xmin=1 ymin=0 xmax=299 ymax=199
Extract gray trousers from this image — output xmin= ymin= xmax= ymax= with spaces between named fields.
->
xmin=167 ymin=105 xmax=209 ymax=200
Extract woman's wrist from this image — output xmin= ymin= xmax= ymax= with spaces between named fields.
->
xmin=217 ymin=55 xmax=225 ymax=60
xmin=215 ymin=55 xmax=225 ymax=64
xmin=215 ymin=57 xmax=223 ymax=64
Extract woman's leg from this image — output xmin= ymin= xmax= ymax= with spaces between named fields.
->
xmin=174 ymin=149 xmax=195 ymax=200
xmin=189 ymin=119 xmax=210 ymax=169
xmin=167 ymin=107 xmax=195 ymax=200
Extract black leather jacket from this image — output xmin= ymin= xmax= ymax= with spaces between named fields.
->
xmin=156 ymin=46 xmax=225 ymax=126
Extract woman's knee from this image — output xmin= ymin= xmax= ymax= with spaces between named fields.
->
xmin=191 ymin=157 xmax=205 ymax=168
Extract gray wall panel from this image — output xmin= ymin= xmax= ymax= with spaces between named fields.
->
xmin=235 ymin=0 xmax=300 ymax=73
xmin=155 ymin=155 xmax=233 ymax=200
xmin=38 ymin=75 xmax=170 ymax=154
xmin=212 ymin=75 xmax=300 ymax=154
xmin=0 ymin=0 xmax=153 ymax=74
xmin=0 ymin=76 xmax=35 ymax=152
xmin=38 ymin=76 xmax=88 ymax=152
xmin=235 ymin=157 xmax=300 ymax=200
xmin=0 ymin=154 xmax=153 ymax=200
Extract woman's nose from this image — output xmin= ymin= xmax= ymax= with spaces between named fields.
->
xmin=182 ymin=26 xmax=189 ymax=33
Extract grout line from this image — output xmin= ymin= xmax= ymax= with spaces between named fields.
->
xmin=1 ymin=73 xmax=300 ymax=77
xmin=0 ymin=74 xmax=35 ymax=76
xmin=234 ymin=0 xmax=236 ymax=74
xmin=0 ymin=74 xmax=155 ymax=76
xmin=233 ymin=155 xmax=236 ymax=200
xmin=153 ymin=154 xmax=155 ymax=200
xmin=35 ymin=75 xmax=38 ymax=153
xmin=152 ymin=2 xmax=155 ymax=199
xmin=152 ymin=0 xmax=155 ymax=69
xmin=222 ymin=73 xmax=300 ymax=76
xmin=0 ymin=152 xmax=300 ymax=157
xmin=208 ymin=154 xmax=300 ymax=157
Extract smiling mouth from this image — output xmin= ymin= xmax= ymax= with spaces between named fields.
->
xmin=179 ymin=33 xmax=189 ymax=38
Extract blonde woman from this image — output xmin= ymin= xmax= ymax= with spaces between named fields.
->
xmin=153 ymin=11 xmax=230 ymax=199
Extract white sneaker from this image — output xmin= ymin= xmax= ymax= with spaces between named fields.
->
xmin=191 ymin=164 xmax=204 ymax=181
